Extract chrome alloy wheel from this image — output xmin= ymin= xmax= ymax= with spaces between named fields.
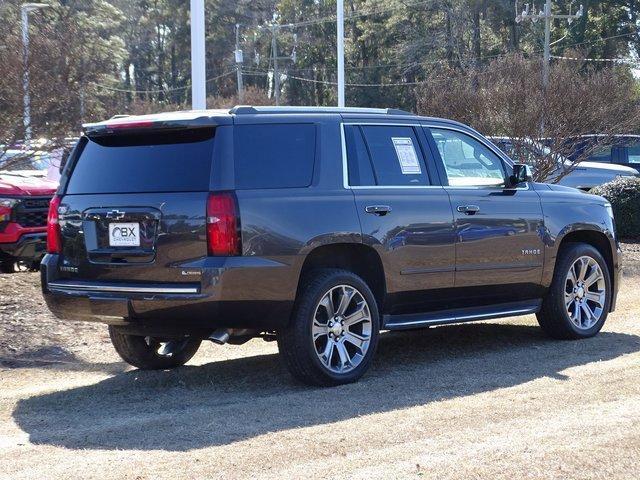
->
xmin=312 ymin=285 xmax=372 ymax=374
xmin=564 ymin=256 xmax=607 ymax=330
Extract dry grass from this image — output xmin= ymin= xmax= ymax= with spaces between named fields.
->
xmin=1 ymin=250 xmax=639 ymax=479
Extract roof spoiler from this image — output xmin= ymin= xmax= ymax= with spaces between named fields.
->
xmin=82 ymin=116 xmax=218 ymax=137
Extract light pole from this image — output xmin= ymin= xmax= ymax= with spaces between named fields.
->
xmin=336 ymin=0 xmax=345 ymax=107
xmin=190 ymin=0 xmax=206 ymax=110
xmin=21 ymin=3 xmax=49 ymax=143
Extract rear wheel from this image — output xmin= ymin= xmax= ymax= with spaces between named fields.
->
xmin=0 ymin=261 xmax=15 ymax=273
xmin=537 ymin=243 xmax=611 ymax=339
xmin=277 ymin=269 xmax=380 ymax=386
xmin=108 ymin=326 xmax=202 ymax=370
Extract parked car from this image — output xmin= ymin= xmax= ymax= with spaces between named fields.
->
xmin=41 ymin=106 xmax=620 ymax=386
xmin=489 ymin=137 xmax=639 ymax=191
xmin=0 ymin=149 xmax=58 ymax=272
xmin=553 ymin=134 xmax=640 ymax=167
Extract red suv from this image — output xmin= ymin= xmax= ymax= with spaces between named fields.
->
xmin=0 ymin=166 xmax=58 ymax=272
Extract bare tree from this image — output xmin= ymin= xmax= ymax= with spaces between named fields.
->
xmin=416 ymin=54 xmax=640 ymax=182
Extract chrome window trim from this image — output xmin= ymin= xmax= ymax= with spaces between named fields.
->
xmin=340 ymin=121 xmax=529 ymax=191
xmin=340 ymin=121 xmax=440 ymax=190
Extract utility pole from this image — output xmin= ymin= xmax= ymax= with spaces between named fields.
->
xmin=516 ymin=1 xmax=583 ymax=88
xmin=271 ymin=24 xmax=280 ymax=106
xmin=21 ymin=3 xmax=50 ymax=143
xmin=336 ymin=0 xmax=345 ymax=107
xmin=190 ymin=0 xmax=206 ymax=110
xmin=235 ymin=24 xmax=244 ymax=103
xmin=261 ymin=20 xmax=296 ymax=105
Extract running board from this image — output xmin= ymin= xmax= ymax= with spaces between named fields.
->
xmin=383 ymin=300 xmax=542 ymax=331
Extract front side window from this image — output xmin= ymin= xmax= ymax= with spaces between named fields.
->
xmin=627 ymin=143 xmax=640 ymax=164
xmin=589 ymin=146 xmax=613 ymax=163
xmin=430 ymin=128 xmax=506 ymax=187
xmin=345 ymin=125 xmax=430 ymax=186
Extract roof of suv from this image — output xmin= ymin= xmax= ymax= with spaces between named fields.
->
xmin=83 ymin=105 xmax=468 ymax=135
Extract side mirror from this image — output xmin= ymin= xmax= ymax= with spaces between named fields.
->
xmin=509 ymin=163 xmax=533 ymax=187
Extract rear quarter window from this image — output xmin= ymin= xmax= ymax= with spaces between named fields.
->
xmin=233 ymin=124 xmax=316 ymax=189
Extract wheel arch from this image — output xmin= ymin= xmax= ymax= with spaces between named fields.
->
xmin=551 ymin=228 xmax=616 ymax=309
xmin=296 ymin=243 xmax=386 ymax=311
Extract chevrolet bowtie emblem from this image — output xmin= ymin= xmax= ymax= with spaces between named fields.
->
xmin=105 ymin=209 xmax=126 ymax=220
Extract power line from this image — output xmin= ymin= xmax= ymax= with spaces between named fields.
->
xmin=551 ymin=55 xmax=640 ymax=64
xmin=243 ymin=62 xmax=521 ymax=88
xmin=272 ymin=0 xmax=434 ymax=29
xmin=91 ymin=70 xmax=235 ymax=94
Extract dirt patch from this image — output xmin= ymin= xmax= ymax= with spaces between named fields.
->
xmin=0 ymin=272 xmax=109 ymax=365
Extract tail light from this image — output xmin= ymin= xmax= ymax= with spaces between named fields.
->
xmin=46 ymin=195 xmax=62 ymax=254
xmin=206 ymin=192 xmax=240 ymax=256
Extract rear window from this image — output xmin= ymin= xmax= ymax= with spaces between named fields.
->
xmin=233 ymin=124 xmax=316 ymax=189
xmin=66 ymin=129 xmax=215 ymax=194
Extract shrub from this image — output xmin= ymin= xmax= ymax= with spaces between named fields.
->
xmin=591 ymin=176 xmax=640 ymax=239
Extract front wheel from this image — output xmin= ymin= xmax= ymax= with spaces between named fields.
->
xmin=278 ymin=269 xmax=380 ymax=386
xmin=108 ymin=326 xmax=202 ymax=370
xmin=537 ymin=243 xmax=612 ymax=339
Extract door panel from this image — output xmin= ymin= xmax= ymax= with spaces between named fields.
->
xmin=448 ymin=188 xmax=545 ymax=287
xmin=343 ymin=123 xmax=456 ymax=313
xmin=427 ymin=126 xmax=545 ymax=293
xmin=354 ymin=189 xmax=456 ymax=294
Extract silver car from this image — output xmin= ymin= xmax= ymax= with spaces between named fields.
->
xmin=490 ymin=137 xmax=639 ymax=191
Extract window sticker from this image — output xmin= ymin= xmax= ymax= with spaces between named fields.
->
xmin=391 ymin=137 xmax=421 ymax=174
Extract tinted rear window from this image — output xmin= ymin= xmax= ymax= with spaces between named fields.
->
xmin=66 ymin=129 xmax=215 ymax=194
xmin=234 ymin=124 xmax=316 ymax=189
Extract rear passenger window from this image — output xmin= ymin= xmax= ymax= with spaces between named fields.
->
xmin=344 ymin=126 xmax=375 ymax=186
xmin=345 ymin=125 xmax=430 ymax=186
xmin=234 ymin=124 xmax=316 ymax=189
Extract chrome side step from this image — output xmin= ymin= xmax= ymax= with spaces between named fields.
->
xmin=383 ymin=300 xmax=542 ymax=331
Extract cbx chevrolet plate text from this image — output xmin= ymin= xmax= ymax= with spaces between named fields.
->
xmin=41 ymin=106 xmax=620 ymax=386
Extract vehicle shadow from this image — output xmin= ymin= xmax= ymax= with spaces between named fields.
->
xmin=0 ymin=346 xmax=126 ymax=374
xmin=13 ymin=322 xmax=640 ymax=451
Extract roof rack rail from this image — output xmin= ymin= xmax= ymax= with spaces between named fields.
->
xmin=228 ymin=105 xmax=415 ymax=116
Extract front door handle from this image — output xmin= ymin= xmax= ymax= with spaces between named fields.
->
xmin=365 ymin=205 xmax=392 ymax=216
xmin=457 ymin=204 xmax=480 ymax=215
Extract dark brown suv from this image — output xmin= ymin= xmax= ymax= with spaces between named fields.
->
xmin=41 ymin=106 xmax=620 ymax=386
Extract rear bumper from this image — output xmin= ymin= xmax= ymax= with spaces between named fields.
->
xmin=0 ymin=232 xmax=47 ymax=262
xmin=40 ymin=253 xmax=299 ymax=335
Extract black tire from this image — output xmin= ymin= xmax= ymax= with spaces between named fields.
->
xmin=537 ymin=243 xmax=612 ymax=339
xmin=108 ymin=326 xmax=202 ymax=370
xmin=0 ymin=261 xmax=15 ymax=273
xmin=277 ymin=268 xmax=380 ymax=386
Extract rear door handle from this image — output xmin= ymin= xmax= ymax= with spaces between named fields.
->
xmin=365 ymin=205 xmax=392 ymax=216
xmin=457 ymin=204 xmax=480 ymax=215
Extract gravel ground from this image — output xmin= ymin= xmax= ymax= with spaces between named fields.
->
xmin=0 ymin=244 xmax=639 ymax=479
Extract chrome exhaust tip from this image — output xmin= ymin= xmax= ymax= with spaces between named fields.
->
xmin=208 ymin=328 xmax=231 ymax=345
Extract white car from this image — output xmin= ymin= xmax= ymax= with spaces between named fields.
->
xmin=489 ymin=137 xmax=639 ymax=191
